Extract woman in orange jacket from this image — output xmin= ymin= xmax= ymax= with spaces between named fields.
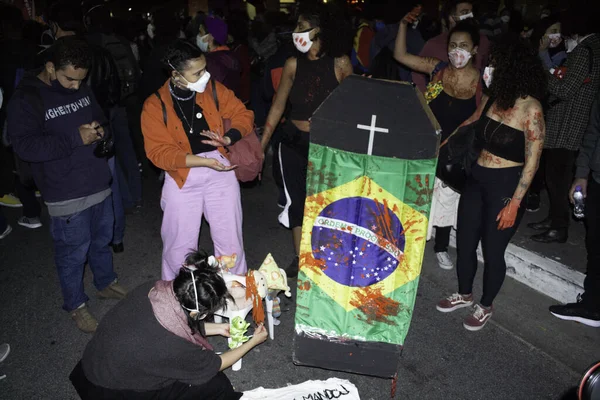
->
xmin=141 ymin=40 xmax=254 ymax=280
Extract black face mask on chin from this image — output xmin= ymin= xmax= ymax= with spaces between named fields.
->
xmin=50 ymin=79 xmax=79 ymax=94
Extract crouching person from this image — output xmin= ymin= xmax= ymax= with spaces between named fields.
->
xmin=70 ymin=250 xmax=268 ymax=400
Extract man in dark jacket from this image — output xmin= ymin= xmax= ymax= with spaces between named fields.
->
xmin=549 ymin=92 xmax=600 ymax=328
xmin=8 ymin=37 xmax=127 ymax=334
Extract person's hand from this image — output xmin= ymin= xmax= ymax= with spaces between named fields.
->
xmin=212 ymin=323 xmax=231 ymax=338
xmin=401 ymin=6 xmax=421 ymax=25
xmin=79 ymin=124 xmax=102 ymax=145
xmin=496 ymin=200 xmax=520 ymax=230
xmin=200 ymin=130 xmax=232 ymax=147
xmin=202 ymin=157 xmax=237 ymax=172
xmin=539 ymin=35 xmax=550 ymax=52
xmin=569 ymin=178 xmax=588 ymax=203
xmin=249 ymin=324 xmax=268 ymax=346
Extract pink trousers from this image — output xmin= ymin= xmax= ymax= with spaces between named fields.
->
xmin=160 ymin=150 xmax=247 ymax=280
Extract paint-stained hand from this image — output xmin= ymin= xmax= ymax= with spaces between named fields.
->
xmin=496 ymin=200 xmax=519 ymax=230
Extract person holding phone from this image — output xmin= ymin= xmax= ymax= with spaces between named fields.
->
xmin=7 ymin=36 xmax=127 ymax=334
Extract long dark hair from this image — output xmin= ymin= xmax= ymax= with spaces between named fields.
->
xmin=487 ymin=34 xmax=547 ymax=111
xmin=173 ymin=250 xmax=231 ymax=336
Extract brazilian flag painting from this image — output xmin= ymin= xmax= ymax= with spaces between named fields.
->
xmin=292 ymin=76 xmax=440 ymax=377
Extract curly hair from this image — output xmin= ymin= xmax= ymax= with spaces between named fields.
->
xmin=173 ymin=250 xmax=232 ymax=337
xmin=298 ymin=3 xmax=354 ymax=58
xmin=50 ymin=36 xmax=92 ymax=71
xmin=162 ymin=39 xmax=204 ymax=72
xmin=487 ymin=34 xmax=547 ymax=111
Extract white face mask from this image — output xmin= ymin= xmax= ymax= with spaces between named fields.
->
xmin=458 ymin=12 xmax=474 ymax=21
xmin=566 ymin=36 xmax=579 ymax=53
xmin=185 ymin=71 xmax=211 ymax=93
xmin=196 ymin=34 xmax=210 ymax=52
xmin=448 ymin=48 xmax=472 ymax=69
xmin=170 ymin=61 xmax=212 ymax=93
xmin=483 ymin=66 xmax=494 ymax=88
xmin=292 ymin=29 xmax=314 ymax=53
xmin=548 ymin=33 xmax=562 ymax=48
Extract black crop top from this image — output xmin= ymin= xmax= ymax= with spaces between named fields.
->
xmin=476 ymin=116 xmax=525 ymax=163
xmin=288 ymin=56 xmax=339 ymax=121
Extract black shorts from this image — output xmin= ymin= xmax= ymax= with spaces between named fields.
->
xmin=278 ymin=122 xmax=309 ymax=229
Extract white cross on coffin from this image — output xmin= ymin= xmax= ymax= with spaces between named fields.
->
xmin=356 ymin=115 xmax=390 ymax=156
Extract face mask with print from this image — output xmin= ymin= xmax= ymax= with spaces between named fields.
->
xmin=448 ymin=48 xmax=472 ymax=69
xmin=483 ymin=66 xmax=494 ymax=88
xmin=548 ymin=33 xmax=562 ymax=49
xmin=458 ymin=12 xmax=474 ymax=21
xmin=196 ymin=33 xmax=210 ymax=52
xmin=292 ymin=29 xmax=314 ymax=53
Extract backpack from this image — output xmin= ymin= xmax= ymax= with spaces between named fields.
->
xmin=97 ymin=34 xmax=140 ymax=101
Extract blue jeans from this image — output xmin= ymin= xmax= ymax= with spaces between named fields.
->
xmin=110 ymin=106 xmax=142 ymax=208
xmin=50 ymin=196 xmax=117 ymax=312
xmin=108 ymin=157 xmax=125 ymax=244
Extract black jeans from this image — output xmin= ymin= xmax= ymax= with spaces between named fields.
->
xmin=545 ymin=148 xmax=577 ymax=229
xmin=456 ymin=164 xmax=525 ymax=307
xmin=70 ymin=361 xmax=242 ymax=400
xmin=582 ymin=177 xmax=600 ymax=310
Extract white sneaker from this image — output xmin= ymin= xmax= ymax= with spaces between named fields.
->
xmin=436 ymin=251 xmax=454 ymax=270
xmin=0 ymin=225 xmax=12 ymax=239
xmin=18 ymin=216 xmax=42 ymax=229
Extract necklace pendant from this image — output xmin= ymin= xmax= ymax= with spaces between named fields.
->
xmin=190 ymin=128 xmax=193 ymax=134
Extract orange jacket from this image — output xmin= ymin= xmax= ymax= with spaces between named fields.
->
xmin=141 ymin=79 xmax=254 ymax=188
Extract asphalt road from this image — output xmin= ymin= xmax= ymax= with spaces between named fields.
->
xmin=0 ymin=167 xmax=598 ymax=400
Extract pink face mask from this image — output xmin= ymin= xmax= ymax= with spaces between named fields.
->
xmin=448 ymin=48 xmax=472 ymax=69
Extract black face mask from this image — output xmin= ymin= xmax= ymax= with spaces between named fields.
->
xmin=51 ymin=79 xmax=79 ymax=95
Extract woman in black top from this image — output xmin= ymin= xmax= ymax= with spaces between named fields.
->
xmin=70 ymin=250 xmax=268 ymax=400
xmin=259 ymin=4 xmax=353 ymax=277
xmin=436 ymin=36 xmax=547 ymax=331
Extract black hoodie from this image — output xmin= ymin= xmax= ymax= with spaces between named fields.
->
xmin=7 ymin=73 xmax=111 ymax=203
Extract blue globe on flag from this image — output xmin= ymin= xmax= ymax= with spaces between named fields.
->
xmin=311 ymin=197 xmax=406 ymax=288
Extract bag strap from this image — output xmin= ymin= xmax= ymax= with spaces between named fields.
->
xmin=154 ymin=91 xmax=167 ymax=126
xmin=211 ymin=79 xmax=220 ymax=111
xmin=440 ymin=97 xmax=495 ymax=148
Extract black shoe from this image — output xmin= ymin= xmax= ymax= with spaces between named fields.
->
xmin=527 ymin=217 xmax=551 ymax=231
xmin=530 ymin=229 xmax=568 ymax=243
xmin=525 ymin=193 xmax=540 ymax=212
xmin=549 ymin=295 xmax=600 ymax=327
xmin=285 ymin=256 xmax=299 ymax=278
xmin=111 ymin=243 xmax=124 ymax=253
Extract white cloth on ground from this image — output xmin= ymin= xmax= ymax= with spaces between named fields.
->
xmin=241 ymin=378 xmax=360 ymax=400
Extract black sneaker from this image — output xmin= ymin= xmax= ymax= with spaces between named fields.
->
xmin=549 ymin=295 xmax=600 ymax=328
xmin=285 ymin=256 xmax=299 ymax=278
